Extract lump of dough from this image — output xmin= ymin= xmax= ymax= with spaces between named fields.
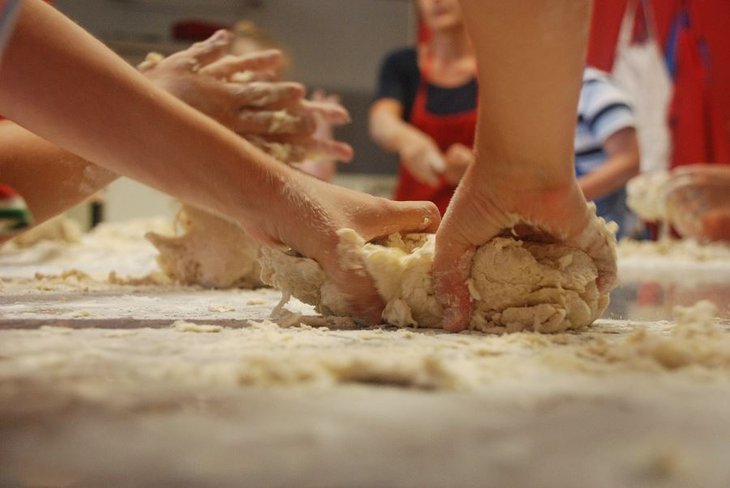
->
xmin=260 ymin=220 xmax=615 ymax=333
xmin=626 ymin=171 xmax=670 ymax=222
xmin=6 ymin=215 xmax=82 ymax=249
xmin=146 ymin=205 xmax=263 ymax=289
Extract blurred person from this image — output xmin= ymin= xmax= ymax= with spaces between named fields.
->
xmin=575 ymin=67 xmax=641 ymax=237
xmin=369 ymin=0 xmax=476 ymax=214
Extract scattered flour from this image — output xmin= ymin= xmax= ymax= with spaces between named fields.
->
xmin=618 ymin=238 xmax=730 ymax=262
xmin=584 ymin=301 xmax=730 ymax=372
xmin=172 ymin=321 xmax=224 ymax=333
xmin=208 ymin=303 xmax=236 ymax=313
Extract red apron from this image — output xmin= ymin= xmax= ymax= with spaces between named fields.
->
xmin=392 ymin=68 xmax=477 ymax=215
xmin=667 ymin=7 xmax=714 ymax=168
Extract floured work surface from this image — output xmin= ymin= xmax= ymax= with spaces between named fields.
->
xmin=2 ymin=221 xmax=730 ymax=487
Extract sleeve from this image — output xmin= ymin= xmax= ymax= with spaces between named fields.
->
xmin=375 ymin=48 xmax=419 ymax=100
xmin=373 ymin=48 xmax=419 ymax=121
xmin=583 ymin=78 xmax=637 ymax=144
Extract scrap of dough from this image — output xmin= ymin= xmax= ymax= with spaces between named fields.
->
xmin=260 ymin=214 xmax=615 ymax=333
xmin=626 ymin=171 xmax=670 ymax=221
xmin=7 ymin=215 xmax=82 ymax=248
xmin=146 ymin=205 xmax=263 ymax=289
xmin=172 ymin=320 xmax=223 ymax=333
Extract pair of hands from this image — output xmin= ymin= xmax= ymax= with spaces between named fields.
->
xmin=135 ymin=30 xmax=439 ymax=323
xmin=140 ymin=30 xmax=353 ymax=167
xmin=143 ymin=31 xmax=616 ymax=332
xmin=399 ymin=131 xmax=473 ymax=186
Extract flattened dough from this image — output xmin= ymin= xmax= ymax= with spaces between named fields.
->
xmin=260 ymin=218 xmax=616 ymax=333
xmin=146 ymin=205 xmax=263 ymax=289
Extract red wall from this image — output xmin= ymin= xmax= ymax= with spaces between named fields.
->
xmin=587 ymin=0 xmax=730 ymax=166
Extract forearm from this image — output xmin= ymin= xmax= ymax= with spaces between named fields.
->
xmin=0 ymin=122 xmax=117 ymax=226
xmin=459 ymin=0 xmax=591 ymax=188
xmin=369 ymin=102 xmax=427 ymax=155
xmin=0 ymin=0 xmax=284 ymax=221
xmin=579 ymin=153 xmax=640 ymax=201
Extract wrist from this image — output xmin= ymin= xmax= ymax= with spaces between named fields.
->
xmin=472 ymin=152 xmax=577 ymax=193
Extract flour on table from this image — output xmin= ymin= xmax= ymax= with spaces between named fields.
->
xmin=208 ymin=303 xmax=236 ymax=313
xmin=260 ymin=214 xmax=616 ymax=333
xmin=582 ymin=301 xmax=730 ymax=372
xmin=146 ymin=205 xmax=263 ymax=289
xmin=618 ymin=237 xmax=730 ymax=262
xmin=172 ymin=320 xmax=224 ymax=333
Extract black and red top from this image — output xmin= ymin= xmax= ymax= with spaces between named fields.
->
xmin=374 ymin=47 xmax=478 ymax=214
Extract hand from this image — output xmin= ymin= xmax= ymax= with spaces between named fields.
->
xmin=140 ymin=30 xmax=353 ymax=164
xmin=433 ymin=163 xmax=617 ymax=332
xmin=249 ymin=90 xmax=354 ymax=166
xmin=239 ymin=170 xmax=441 ymax=324
xmin=398 ymin=131 xmax=445 ymax=187
xmin=292 ymin=89 xmax=345 ymax=181
xmin=665 ymin=165 xmax=730 ymax=242
xmin=443 ymin=143 xmax=474 ymax=185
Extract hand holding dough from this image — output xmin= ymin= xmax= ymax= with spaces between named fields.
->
xmin=260 ymin=210 xmax=615 ymax=333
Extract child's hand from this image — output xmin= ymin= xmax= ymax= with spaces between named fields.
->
xmin=140 ymin=30 xmax=352 ymax=165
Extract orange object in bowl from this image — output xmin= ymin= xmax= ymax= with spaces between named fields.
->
xmin=665 ymin=164 xmax=730 ymax=243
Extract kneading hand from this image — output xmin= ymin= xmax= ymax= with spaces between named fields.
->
xmin=433 ymin=163 xmax=617 ymax=332
xmin=239 ymin=170 xmax=441 ymax=325
xmin=140 ymin=30 xmax=352 ymax=164
xmin=398 ymin=131 xmax=446 ymax=187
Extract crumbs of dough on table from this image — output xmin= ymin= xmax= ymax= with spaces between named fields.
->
xmin=172 ymin=321 xmax=224 ymax=333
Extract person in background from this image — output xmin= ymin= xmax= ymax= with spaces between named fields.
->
xmin=0 ymin=0 xmax=439 ymax=324
xmin=575 ymin=67 xmax=641 ymax=238
xmin=369 ymin=0 xmax=476 ymax=215
xmin=229 ymin=20 xmax=344 ymax=182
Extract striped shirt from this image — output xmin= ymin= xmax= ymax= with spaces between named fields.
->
xmin=575 ymin=67 xmax=636 ymax=177
xmin=575 ymin=68 xmax=637 ymax=236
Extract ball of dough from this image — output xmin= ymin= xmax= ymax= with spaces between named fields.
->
xmin=260 ymin=225 xmax=615 ymax=333
xmin=146 ymin=205 xmax=263 ymax=289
